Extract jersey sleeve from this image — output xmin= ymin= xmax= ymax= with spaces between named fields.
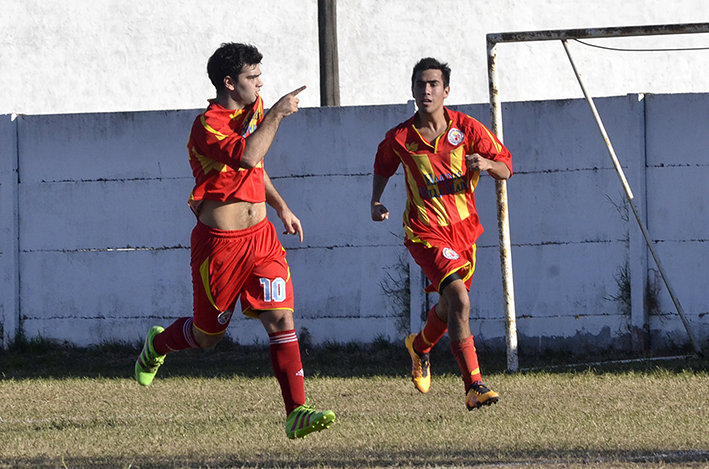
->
xmin=190 ymin=114 xmax=247 ymax=168
xmin=467 ymin=120 xmax=513 ymax=179
xmin=373 ymin=133 xmax=401 ymax=178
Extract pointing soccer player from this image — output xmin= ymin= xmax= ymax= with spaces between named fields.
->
xmin=371 ymin=57 xmax=512 ymax=410
xmin=134 ymin=42 xmax=335 ymax=439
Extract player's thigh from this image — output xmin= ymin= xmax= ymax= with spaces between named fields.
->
xmin=407 ymin=241 xmax=475 ymax=293
xmin=440 ymin=278 xmax=471 ymax=314
xmin=190 ymin=223 xmax=251 ymax=334
xmin=241 ymin=248 xmax=295 ymax=316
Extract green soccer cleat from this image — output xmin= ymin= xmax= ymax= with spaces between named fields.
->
xmin=405 ymin=333 xmax=431 ymax=393
xmin=465 ymin=381 xmax=500 ymax=410
xmin=134 ymin=326 xmax=166 ymax=386
xmin=285 ymin=404 xmax=336 ymax=439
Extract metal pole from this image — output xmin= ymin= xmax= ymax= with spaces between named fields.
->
xmin=561 ymin=39 xmax=703 ymax=356
xmin=318 ymin=0 xmax=340 ymax=106
xmin=0 ymin=115 xmax=20 ymax=348
xmin=487 ymin=38 xmax=519 ymax=372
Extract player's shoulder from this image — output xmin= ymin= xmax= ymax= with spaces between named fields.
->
xmin=384 ymin=115 xmax=415 ymax=140
xmin=447 ymin=108 xmax=489 ymax=137
xmin=447 ymin=108 xmax=482 ymax=126
xmin=199 ymin=102 xmax=235 ymax=131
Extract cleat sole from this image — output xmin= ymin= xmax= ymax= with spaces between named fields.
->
xmin=467 ymin=395 xmax=500 ymax=411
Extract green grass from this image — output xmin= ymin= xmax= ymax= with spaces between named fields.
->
xmin=1 ymin=338 xmax=709 ymax=468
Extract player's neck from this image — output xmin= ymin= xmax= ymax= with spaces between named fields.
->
xmin=414 ymin=108 xmax=448 ymax=135
xmin=214 ymin=92 xmax=246 ymax=111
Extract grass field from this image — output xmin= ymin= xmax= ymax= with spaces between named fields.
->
xmin=1 ymin=337 xmax=708 ymax=469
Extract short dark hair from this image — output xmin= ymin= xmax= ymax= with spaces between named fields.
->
xmin=207 ymin=43 xmax=263 ymax=92
xmin=411 ymin=57 xmax=451 ymax=88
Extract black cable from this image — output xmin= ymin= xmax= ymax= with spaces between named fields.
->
xmin=573 ymin=38 xmax=709 ymax=52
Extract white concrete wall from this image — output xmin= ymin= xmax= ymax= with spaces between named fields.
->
xmin=2 ymin=0 xmax=709 ymax=115
xmin=644 ymin=94 xmax=709 ymax=349
xmin=1 ymin=93 xmax=707 ymax=353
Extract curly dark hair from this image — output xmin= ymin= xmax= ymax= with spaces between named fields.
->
xmin=411 ymin=57 xmax=451 ymax=88
xmin=207 ymin=43 xmax=263 ymax=92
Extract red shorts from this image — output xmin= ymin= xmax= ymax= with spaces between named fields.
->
xmin=406 ymin=238 xmax=477 ymax=293
xmin=190 ymin=218 xmax=294 ymax=335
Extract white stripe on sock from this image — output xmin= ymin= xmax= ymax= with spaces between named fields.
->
xmin=269 ymin=331 xmax=298 ymax=345
xmin=184 ymin=318 xmax=199 ymax=349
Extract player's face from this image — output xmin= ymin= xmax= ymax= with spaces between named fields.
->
xmin=232 ymin=63 xmax=263 ymax=107
xmin=412 ymin=69 xmax=450 ymax=115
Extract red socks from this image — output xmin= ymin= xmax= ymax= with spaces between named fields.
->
xmin=152 ymin=317 xmax=199 ymax=356
xmin=413 ymin=306 xmax=448 ymax=354
xmin=450 ymin=335 xmax=482 ymax=390
xmin=153 ymin=320 xmax=304 ymax=415
xmin=412 ymin=304 xmax=484 ymax=390
xmin=269 ymin=329 xmax=305 ymax=415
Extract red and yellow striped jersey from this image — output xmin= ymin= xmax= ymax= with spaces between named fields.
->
xmin=187 ymin=96 xmax=265 ymax=213
xmin=374 ymin=108 xmax=512 ymax=247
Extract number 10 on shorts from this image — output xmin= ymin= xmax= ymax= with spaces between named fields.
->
xmin=259 ymin=277 xmax=287 ymax=302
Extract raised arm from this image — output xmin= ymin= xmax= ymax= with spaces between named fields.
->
xmin=240 ymin=86 xmax=306 ymax=169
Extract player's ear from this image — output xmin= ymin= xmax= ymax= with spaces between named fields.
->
xmin=223 ymin=75 xmax=236 ymax=91
xmin=443 ymin=86 xmax=450 ymax=99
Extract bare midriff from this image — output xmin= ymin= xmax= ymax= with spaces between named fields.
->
xmin=197 ymin=199 xmax=267 ymax=231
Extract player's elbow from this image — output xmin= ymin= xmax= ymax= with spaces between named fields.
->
xmin=239 ymin=156 xmax=259 ymax=169
xmin=490 ymin=164 xmax=512 ymax=180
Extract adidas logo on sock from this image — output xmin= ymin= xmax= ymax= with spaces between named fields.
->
xmin=295 ymin=368 xmax=304 ymax=377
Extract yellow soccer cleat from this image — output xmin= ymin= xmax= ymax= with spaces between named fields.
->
xmin=465 ymin=381 xmax=500 ymax=410
xmin=405 ymin=333 xmax=431 ymax=393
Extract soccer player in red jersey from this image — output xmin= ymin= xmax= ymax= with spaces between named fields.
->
xmin=134 ymin=43 xmax=335 ymax=439
xmin=371 ymin=57 xmax=512 ymax=410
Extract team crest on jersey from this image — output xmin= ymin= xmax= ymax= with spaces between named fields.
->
xmin=447 ymin=128 xmax=464 ymax=146
xmin=442 ymin=247 xmax=460 ymax=260
xmin=217 ymin=309 xmax=234 ymax=325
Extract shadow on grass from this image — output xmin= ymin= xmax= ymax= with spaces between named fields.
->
xmin=2 ymin=448 xmax=709 ymax=469
xmin=0 ymin=334 xmax=458 ymax=380
xmin=1 ymin=333 xmax=707 ymax=381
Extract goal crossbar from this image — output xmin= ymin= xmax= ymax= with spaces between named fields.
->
xmin=487 ymin=22 xmax=709 ymax=44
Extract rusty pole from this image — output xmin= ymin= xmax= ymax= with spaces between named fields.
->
xmin=487 ymin=38 xmax=519 ymax=373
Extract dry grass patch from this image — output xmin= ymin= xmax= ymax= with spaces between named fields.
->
xmin=1 ymin=364 xmax=708 ymax=468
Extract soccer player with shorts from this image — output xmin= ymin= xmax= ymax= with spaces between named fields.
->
xmin=134 ymin=42 xmax=335 ymax=439
xmin=371 ymin=57 xmax=513 ymax=410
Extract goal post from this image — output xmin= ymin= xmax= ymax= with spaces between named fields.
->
xmin=487 ymin=23 xmax=709 ymax=370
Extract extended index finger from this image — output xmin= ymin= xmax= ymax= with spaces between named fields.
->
xmin=289 ymin=85 xmax=307 ymax=96
xmin=293 ymin=220 xmax=304 ymax=243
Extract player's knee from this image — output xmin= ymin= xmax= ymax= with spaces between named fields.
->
xmin=449 ymin=297 xmax=469 ymax=319
xmin=441 ymin=281 xmax=470 ymax=313
xmin=193 ymin=329 xmax=224 ymax=349
xmin=456 ymin=292 xmax=470 ymax=311
xmin=258 ymin=309 xmax=295 ymax=332
xmin=198 ymin=336 xmax=222 ymax=349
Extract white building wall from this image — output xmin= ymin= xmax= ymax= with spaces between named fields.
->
xmin=1 ymin=0 xmax=709 ymax=116
xmin=1 ymin=93 xmax=707 ymax=352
